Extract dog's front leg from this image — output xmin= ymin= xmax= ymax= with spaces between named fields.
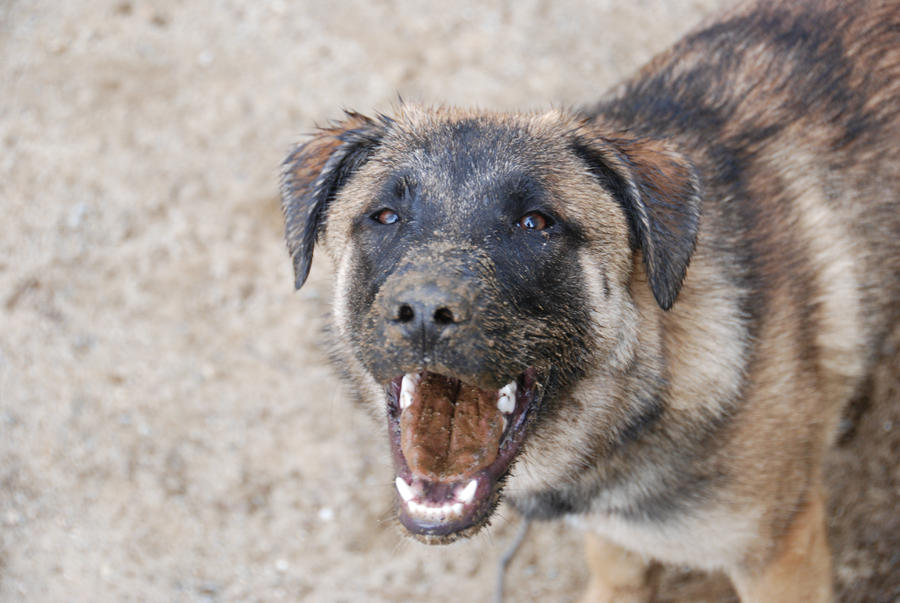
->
xmin=580 ymin=532 xmax=656 ymax=603
xmin=729 ymin=485 xmax=834 ymax=603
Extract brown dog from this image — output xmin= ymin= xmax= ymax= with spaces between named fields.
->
xmin=279 ymin=0 xmax=900 ymax=600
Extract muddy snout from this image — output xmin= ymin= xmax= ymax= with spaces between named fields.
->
xmin=363 ymin=256 xmax=504 ymax=387
xmin=377 ymin=262 xmax=478 ymax=347
xmin=379 ymin=275 xmax=473 ymax=341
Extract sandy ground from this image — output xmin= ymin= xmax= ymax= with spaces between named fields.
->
xmin=1 ymin=0 xmax=897 ymax=601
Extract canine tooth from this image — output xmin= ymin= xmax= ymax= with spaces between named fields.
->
xmin=501 ymin=416 xmax=508 ymax=432
xmin=497 ymin=381 xmax=516 ymax=414
xmin=452 ymin=502 xmax=463 ymax=515
xmin=395 ymin=477 xmax=415 ymax=502
xmin=400 ymin=373 xmax=419 ymax=410
xmin=458 ymin=479 xmax=478 ymax=504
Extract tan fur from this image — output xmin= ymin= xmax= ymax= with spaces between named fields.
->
xmin=581 ymin=533 xmax=657 ymax=603
xmin=731 ymin=485 xmax=833 ymax=603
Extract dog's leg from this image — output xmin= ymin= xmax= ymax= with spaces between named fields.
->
xmin=580 ymin=532 xmax=655 ymax=603
xmin=730 ymin=485 xmax=834 ymax=603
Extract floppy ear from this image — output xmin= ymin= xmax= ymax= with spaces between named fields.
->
xmin=280 ymin=112 xmax=385 ymax=289
xmin=573 ymin=130 xmax=702 ymax=310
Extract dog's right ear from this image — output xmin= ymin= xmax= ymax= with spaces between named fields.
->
xmin=572 ymin=128 xmax=702 ymax=311
xmin=280 ymin=112 xmax=385 ymax=289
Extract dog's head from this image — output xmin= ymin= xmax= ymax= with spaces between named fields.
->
xmin=281 ymin=107 xmax=700 ymax=542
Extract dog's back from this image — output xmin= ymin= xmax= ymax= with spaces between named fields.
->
xmin=579 ymin=0 xmax=900 ymax=597
xmin=593 ymin=0 xmax=900 ymax=389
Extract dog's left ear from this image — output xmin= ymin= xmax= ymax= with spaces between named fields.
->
xmin=281 ymin=112 xmax=385 ymax=289
xmin=573 ymin=129 xmax=702 ymax=311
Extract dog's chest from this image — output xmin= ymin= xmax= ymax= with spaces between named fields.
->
xmin=567 ymin=504 xmax=760 ymax=570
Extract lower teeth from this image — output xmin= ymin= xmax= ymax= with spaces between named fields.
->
xmin=407 ymin=500 xmax=464 ymax=519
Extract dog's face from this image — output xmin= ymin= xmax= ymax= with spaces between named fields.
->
xmin=281 ymin=107 xmax=700 ymax=542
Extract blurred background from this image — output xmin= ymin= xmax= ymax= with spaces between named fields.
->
xmin=2 ymin=1 xmax=896 ymax=601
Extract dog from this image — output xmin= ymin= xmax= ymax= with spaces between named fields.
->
xmin=279 ymin=0 xmax=900 ymax=600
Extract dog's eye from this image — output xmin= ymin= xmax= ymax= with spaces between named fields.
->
xmin=517 ymin=211 xmax=552 ymax=231
xmin=372 ymin=208 xmax=400 ymax=225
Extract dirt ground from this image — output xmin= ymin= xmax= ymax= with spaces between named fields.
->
xmin=1 ymin=0 xmax=897 ymax=601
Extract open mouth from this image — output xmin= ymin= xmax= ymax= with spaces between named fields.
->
xmin=385 ymin=367 xmax=540 ymax=542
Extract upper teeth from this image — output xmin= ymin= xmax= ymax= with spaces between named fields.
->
xmin=401 ymin=374 xmax=518 ymax=415
xmin=497 ymin=381 xmax=516 ymax=414
xmin=400 ymin=373 xmax=420 ymax=410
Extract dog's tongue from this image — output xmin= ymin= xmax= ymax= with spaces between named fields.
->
xmin=399 ymin=373 xmax=504 ymax=481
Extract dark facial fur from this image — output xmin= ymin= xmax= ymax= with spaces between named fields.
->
xmin=344 ymin=119 xmax=594 ymax=390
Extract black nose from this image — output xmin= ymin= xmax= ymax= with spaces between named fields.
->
xmin=380 ymin=280 xmax=472 ymax=344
